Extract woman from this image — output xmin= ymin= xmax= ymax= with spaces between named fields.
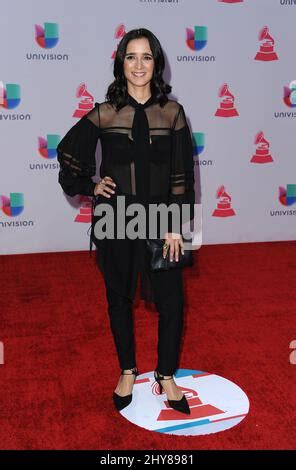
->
xmin=57 ymin=28 xmax=195 ymax=415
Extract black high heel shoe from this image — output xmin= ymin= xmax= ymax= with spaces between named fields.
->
xmin=154 ymin=370 xmax=190 ymax=415
xmin=113 ymin=367 xmax=138 ymax=411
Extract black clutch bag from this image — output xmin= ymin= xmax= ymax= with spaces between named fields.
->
xmin=145 ymin=237 xmax=194 ymax=272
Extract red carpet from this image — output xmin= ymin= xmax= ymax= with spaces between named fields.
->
xmin=0 ymin=241 xmax=295 ymax=450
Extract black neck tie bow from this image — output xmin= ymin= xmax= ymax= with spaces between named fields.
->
xmin=128 ymin=93 xmax=155 ymax=206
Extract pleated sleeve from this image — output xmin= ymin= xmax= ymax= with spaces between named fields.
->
xmin=167 ymin=104 xmax=195 ymax=233
xmin=57 ymin=105 xmax=101 ymax=197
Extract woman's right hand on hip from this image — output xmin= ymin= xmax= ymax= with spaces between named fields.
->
xmin=94 ymin=176 xmax=116 ymax=198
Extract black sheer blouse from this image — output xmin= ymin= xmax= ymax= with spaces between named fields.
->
xmin=57 ymin=94 xmax=195 ymax=302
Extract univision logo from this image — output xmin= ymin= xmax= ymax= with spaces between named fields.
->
xmin=0 ymin=81 xmax=31 ymax=121
xmin=192 ymin=132 xmax=204 ymax=156
xmin=186 ymin=26 xmax=207 ymax=51
xmin=0 ymin=193 xmax=24 ymax=216
xmin=269 ymin=184 xmax=296 ymax=217
xmin=26 ymin=22 xmax=69 ymax=61
xmin=35 ymin=22 xmax=59 ymax=48
xmin=0 ymin=81 xmax=20 ymax=109
xmin=177 ymin=26 xmax=215 ymax=63
xmin=192 ymin=133 xmax=213 ymax=166
xmin=283 ymin=80 xmax=296 ymax=107
xmin=38 ymin=134 xmax=60 ymax=158
xmin=279 ymin=184 xmax=296 ymax=206
xmin=29 ymin=134 xmax=60 ymax=170
xmin=0 ymin=193 xmax=34 ymax=228
xmin=274 ymin=80 xmax=296 ymax=118
xmin=279 ymin=1 xmax=296 ymax=6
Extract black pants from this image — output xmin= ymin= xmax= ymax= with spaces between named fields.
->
xmin=104 ymin=268 xmax=184 ymax=376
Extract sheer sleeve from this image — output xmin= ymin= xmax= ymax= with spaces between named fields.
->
xmin=57 ymin=104 xmax=101 ymax=197
xmin=167 ymin=104 xmax=195 ymax=233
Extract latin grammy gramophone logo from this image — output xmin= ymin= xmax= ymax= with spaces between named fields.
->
xmin=212 ymin=186 xmax=236 ymax=217
xmin=72 ymin=83 xmax=94 ymax=118
xmin=74 ymin=196 xmax=92 ymax=223
xmin=111 ymin=24 xmax=126 ymax=59
xmin=121 ymin=369 xmax=249 ymax=435
xmin=151 ymin=377 xmax=225 ymax=422
xmin=215 ymin=84 xmax=239 ymax=117
xmin=255 ymin=26 xmax=278 ymax=62
xmin=251 ymin=131 xmax=274 ymax=164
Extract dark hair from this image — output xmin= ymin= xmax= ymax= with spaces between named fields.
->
xmin=106 ymin=28 xmax=171 ymax=110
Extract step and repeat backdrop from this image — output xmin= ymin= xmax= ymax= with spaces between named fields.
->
xmin=1 ymin=0 xmax=295 ymax=255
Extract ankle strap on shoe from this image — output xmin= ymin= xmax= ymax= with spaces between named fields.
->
xmin=155 ymin=371 xmax=173 ymax=380
xmin=121 ymin=367 xmax=138 ymax=376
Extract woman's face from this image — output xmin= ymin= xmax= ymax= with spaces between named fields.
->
xmin=123 ymin=37 xmax=154 ymax=90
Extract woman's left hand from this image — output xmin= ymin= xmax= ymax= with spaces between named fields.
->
xmin=163 ymin=233 xmax=184 ymax=262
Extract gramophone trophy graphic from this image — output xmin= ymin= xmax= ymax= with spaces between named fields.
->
xmin=255 ymin=27 xmax=278 ymax=62
xmin=72 ymin=83 xmax=94 ymax=118
xmin=151 ymin=379 xmax=225 ymax=422
xmin=215 ymin=84 xmax=239 ymax=117
xmin=111 ymin=24 xmax=126 ymax=59
xmin=74 ymin=196 xmax=92 ymax=223
xmin=212 ymin=186 xmax=236 ymax=217
xmin=251 ymin=131 xmax=273 ymax=164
